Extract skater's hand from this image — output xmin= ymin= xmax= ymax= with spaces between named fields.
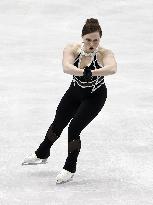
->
xmin=83 ymin=66 xmax=92 ymax=82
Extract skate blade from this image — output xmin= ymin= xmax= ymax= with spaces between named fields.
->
xmin=21 ymin=160 xmax=48 ymax=166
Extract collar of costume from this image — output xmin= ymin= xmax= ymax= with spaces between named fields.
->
xmin=80 ymin=43 xmax=99 ymax=57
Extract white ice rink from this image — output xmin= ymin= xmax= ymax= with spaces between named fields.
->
xmin=0 ymin=0 xmax=153 ymax=204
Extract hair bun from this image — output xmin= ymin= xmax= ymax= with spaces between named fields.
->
xmin=82 ymin=18 xmax=102 ymax=38
xmin=86 ymin=18 xmax=99 ymax=24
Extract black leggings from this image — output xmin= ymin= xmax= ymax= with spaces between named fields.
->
xmin=35 ymin=81 xmax=107 ymax=173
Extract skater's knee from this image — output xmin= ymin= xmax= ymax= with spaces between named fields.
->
xmin=68 ymin=139 xmax=81 ymax=153
xmin=46 ymin=124 xmax=60 ymax=143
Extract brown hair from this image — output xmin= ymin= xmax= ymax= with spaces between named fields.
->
xmin=81 ymin=18 xmax=102 ymax=38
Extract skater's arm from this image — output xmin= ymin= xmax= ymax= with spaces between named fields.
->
xmin=64 ymin=64 xmax=84 ymax=76
xmin=91 ymin=65 xmax=116 ymax=76
xmin=62 ymin=44 xmax=84 ymax=76
xmin=91 ymin=49 xmax=117 ymax=76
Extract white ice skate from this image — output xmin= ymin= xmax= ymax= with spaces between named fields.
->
xmin=22 ymin=153 xmax=48 ymax=166
xmin=56 ymin=169 xmax=74 ymax=184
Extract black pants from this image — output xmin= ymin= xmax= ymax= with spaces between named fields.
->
xmin=35 ymin=81 xmax=107 ymax=173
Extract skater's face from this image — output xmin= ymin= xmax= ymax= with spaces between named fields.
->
xmin=82 ymin=32 xmax=101 ymax=53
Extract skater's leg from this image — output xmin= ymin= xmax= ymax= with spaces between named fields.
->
xmin=63 ymin=87 xmax=107 ymax=173
xmin=35 ymin=86 xmax=81 ymax=159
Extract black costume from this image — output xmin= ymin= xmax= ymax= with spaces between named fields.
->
xmin=35 ymin=45 xmax=107 ymax=173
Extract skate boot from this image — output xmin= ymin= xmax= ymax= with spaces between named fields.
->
xmin=56 ymin=169 xmax=74 ymax=184
xmin=21 ymin=153 xmax=48 ymax=166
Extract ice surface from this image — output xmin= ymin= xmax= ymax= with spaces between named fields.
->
xmin=0 ymin=0 xmax=153 ymax=204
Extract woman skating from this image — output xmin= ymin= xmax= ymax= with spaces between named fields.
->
xmin=22 ymin=18 xmax=117 ymax=184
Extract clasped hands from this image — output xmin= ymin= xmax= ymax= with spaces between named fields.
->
xmin=82 ymin=66 xmax=93 ymax=82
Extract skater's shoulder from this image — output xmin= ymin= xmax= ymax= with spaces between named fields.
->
xmin=98 ymin=47 xmax=117 ymax=68
xmin=98 ymin=47 xmax=115 ymax=57
xmin=63 ymin=42 xmax=81 ymax=57
xmin=72 ymin=42 xmax=82 ymax=56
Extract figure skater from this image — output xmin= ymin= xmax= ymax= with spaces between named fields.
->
xmin=22 ymin=18 xmax=117 ymax=184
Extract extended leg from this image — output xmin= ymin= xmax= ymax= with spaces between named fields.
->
xmin=35 ymin=86 xmax=81 ymax=159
